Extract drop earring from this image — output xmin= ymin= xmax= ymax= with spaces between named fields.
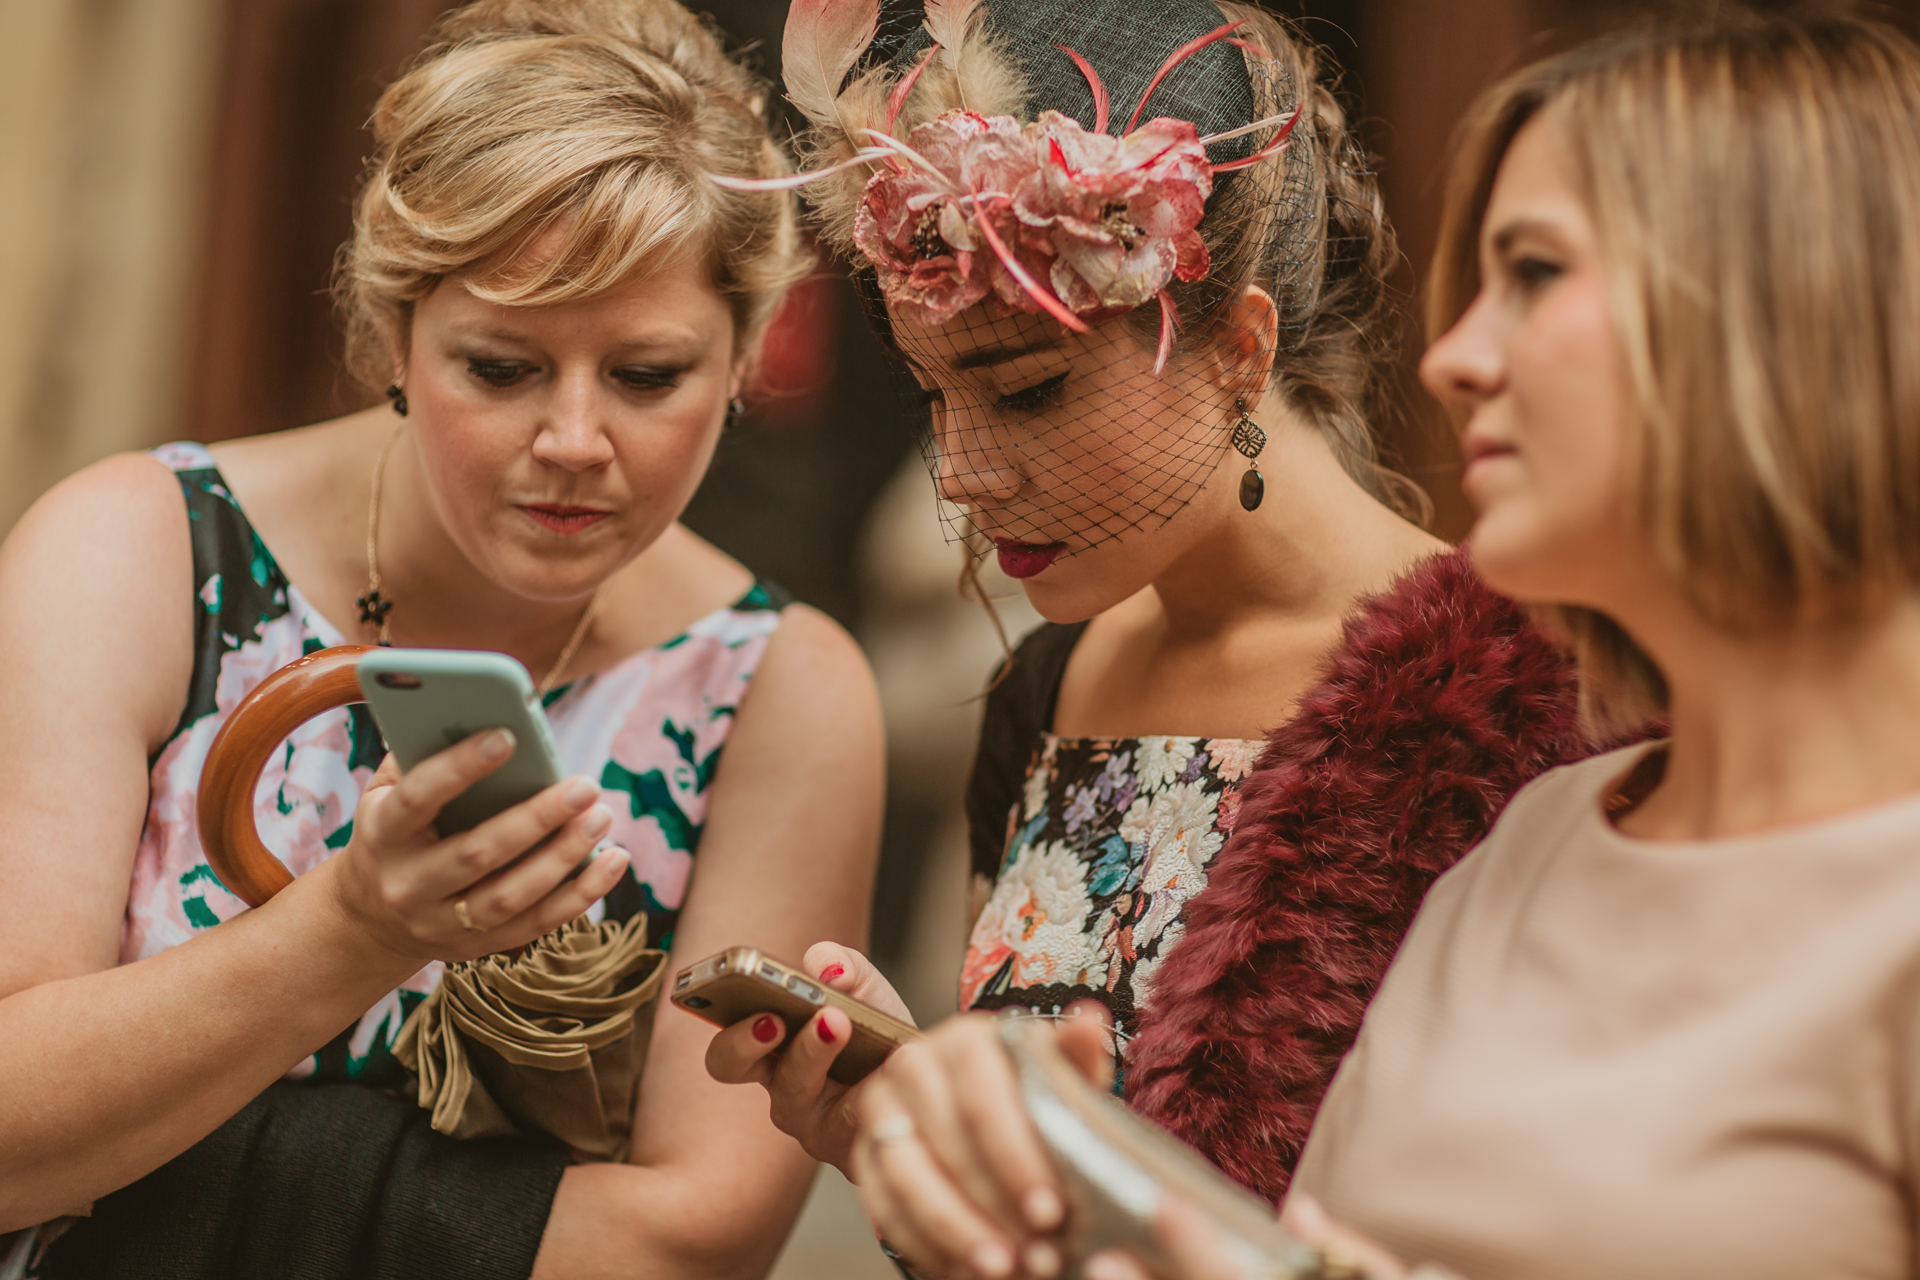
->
xmin=1232 ymin=397 xmax=1267 ymax=512
xmin=724 ymin=396 xmax=745 ymax=429
xmin=385 ymin=383 xmax=408 ymax=417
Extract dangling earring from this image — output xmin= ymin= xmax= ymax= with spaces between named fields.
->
xmin=1232 ymin=397 xmax=1267 ymax=512
xmin=724 ymin=397 xmax=745 ymax=429
xmin=385 ymin=383 xmax=408 ymax=417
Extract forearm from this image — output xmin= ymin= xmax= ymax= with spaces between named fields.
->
xmin=532 ymin=1151 xmax=816 ymax=1280
xmin=0 ymin=868 xmax=419 ymax=1229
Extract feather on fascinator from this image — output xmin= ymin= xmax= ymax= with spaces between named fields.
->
xmin=715 ymin=0 xmax=1301 ymax=372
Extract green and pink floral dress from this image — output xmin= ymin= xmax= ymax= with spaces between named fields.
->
xmin=4 ymin=442 xmax=787 ymax=1279
xmin=133 ymin=443 xmax=788 ymax=1087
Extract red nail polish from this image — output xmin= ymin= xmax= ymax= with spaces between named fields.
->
xmin=819 ymin=964 xmax=845 ymax=983
xmin=752 ymin=1015 xmax=780 ymax=1044
xmin=816 ymin=1018 xmax=836 ymax=1045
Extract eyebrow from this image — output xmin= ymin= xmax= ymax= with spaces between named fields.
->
xmin=950 ymin=338 xmax=1061 ymax=371
xmin=455 ymin=323 xmax=705 ymax=348
xmin=1489 ymin=218 xmax=1564 ymax=257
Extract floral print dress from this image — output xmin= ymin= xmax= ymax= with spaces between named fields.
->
xmin=960 ymin=733 xmax=1263 ymax=1074
xmin=131 ymin=443 xmax=787 ymax=1086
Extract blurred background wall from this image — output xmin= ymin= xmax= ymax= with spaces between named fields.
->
xmin=5 ymin=0 xmax=1917 ymax=1275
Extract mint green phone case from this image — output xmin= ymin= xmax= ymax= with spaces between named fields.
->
xmin=356 ymin=649 xmax=566 ymax=834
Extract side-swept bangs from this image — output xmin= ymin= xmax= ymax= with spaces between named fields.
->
xmin=338 ymin=3 xmax=811 ymax=391
xmin=1432 ymin=17 xmax=1920 ymax=736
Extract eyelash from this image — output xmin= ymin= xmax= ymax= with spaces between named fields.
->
xmin=1511 ymin=256 xmax=1563 ymax=290
xmin=464 ymin=360 xmax=684 ymax=392
xmin=616 ymin=367 xmax=682 ymax=392
xmin=996 ymin=373 xmax=1068 ymax=414
xmin=467 ymin=359 xmax=528 ymax=387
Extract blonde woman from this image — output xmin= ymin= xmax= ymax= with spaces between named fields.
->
xmin=1083 ymin=14 xmax=1920 ymax=1280
xmin=0 ymin=2 xmax=881 ymax=1277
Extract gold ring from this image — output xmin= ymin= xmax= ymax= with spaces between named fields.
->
xmin=453 ymin=899 xmax=481 ymax=933
xmin=870 ymin=1114 xmax=917 ymax=1146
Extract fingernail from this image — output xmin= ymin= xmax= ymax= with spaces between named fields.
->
xmin=819 ymin=963 xmax=845 ymax=982
xmin=1023 ymin=1240 xmax=1062 ymax=1279
xmin=600 ymin=847 xmax=630 ymax=878
xmin=1023 ymin=1185 xmax=1065 ymax=1232
xmin=816 ymin=1017 xmax=836 ymax=1045
xmin=1083 ymin=1256 xmax=1126 ymax=1280
xmin=482 ymin=728 xmax=517 ymax=760
xmin=967 ymin=1241 xmax=1014 ymax=1279
xmin=564 ymin=776 xmax=599 ymax=807
xmin=752 ymin=1015 xmax=781 ymax=1044
xmin=584 ymin=804 xmax=612 ymax=836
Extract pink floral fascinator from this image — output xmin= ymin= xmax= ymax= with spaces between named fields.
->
xmin=712 ymin=0 xmax=1303 ymax=373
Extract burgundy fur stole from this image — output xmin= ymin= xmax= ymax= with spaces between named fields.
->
xmin=1124 ymin=548 xmax=1591 ymax=1205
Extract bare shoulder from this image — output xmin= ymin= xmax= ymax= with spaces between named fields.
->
xmin=4 ymin=450 xmax=186 ymax=560
xmin=596 ymin=522 xmax=756 ymax=654
xmin=745 ymin=603 xmax=879 ymax=723
xmin=208 ymin=415 xmax=374 ymax=509
xmin=715 ymin=602 xmax=882 ymax=789
xmin=0 ymin=451 xmax=194 ymax=750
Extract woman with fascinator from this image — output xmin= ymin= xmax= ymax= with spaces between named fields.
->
xmin=708 ymin=0 xmax=1596 ymax=1272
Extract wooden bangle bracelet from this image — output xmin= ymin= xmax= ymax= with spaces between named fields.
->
xmin=197 ymin=645 xmax=375 ymax=907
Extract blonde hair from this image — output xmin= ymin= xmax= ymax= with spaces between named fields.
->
xmin=335 ymin=0 xmax=812 ymax=392
xmin=1431 ymin=16 xmax=1920 ymax=737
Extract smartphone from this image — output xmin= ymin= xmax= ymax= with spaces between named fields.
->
xmin=998 ymin=1019 xmax=1334 ymax=1277
xmin=357 ymin=648 xmax=568 ymax=834
xmin=671 ymin=947 xmax=921 ymax=1084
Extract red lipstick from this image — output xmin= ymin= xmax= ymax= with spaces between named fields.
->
xmin=520 ymin=504 xmax=611 ymax=534
xmin=994 ymin=540 xmax=1067 ymax=579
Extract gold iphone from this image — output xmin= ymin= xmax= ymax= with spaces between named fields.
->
xmin=670 ymin=947 xmax=920 ymax=1085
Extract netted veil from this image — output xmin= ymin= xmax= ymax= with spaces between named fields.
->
xmin=725 ymin=0 xmax=1407 ymax=561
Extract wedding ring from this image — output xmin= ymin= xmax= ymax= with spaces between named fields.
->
xmin=453 ymin=899 xmax=481 ymax=933
xmin=870 ymin=1113 xmax=917 ymax=1146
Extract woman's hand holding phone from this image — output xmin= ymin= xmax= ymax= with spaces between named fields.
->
xmin=847 ymin=1006 xmax=1113 ymax=1280
xmin=704 ymin=942 xmax=917 ymax=1175
xmin=1082 ymin=1195 xmax=1411 ymax=1280
xmin=322 ymin=728 xmax=631 ymax=965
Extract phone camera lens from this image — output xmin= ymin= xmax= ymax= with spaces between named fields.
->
xmin=682 ymin=995 xmax=711 ymax=1010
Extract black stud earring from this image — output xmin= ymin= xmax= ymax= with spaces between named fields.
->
xmin=385 ymin=383 xmax=409 ymax=417
xmin=1232 ymin=397 xmax=1267 ymax=512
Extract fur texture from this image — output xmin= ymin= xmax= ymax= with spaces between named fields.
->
xmin=1125 ymin=548 xmax=1593 ymax=1205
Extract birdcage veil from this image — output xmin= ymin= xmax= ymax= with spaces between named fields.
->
xmin=736 ymin=0 xmax=1408 ymax=566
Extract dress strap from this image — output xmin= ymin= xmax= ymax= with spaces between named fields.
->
xmin=152 ymin=449 xmax=299 ymax=752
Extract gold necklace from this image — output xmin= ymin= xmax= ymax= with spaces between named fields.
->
xmin=358 ymin=424 xmax=600 ymax=695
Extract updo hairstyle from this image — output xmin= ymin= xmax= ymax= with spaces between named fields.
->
xmin=799 ymin=0 xmax=1421 ymax=519
xmin=335 ymin=0 xmax=812 ymax=393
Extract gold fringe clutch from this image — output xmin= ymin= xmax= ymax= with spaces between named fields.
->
xmin=394 ymin=914 xmax=668 ymax=1163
